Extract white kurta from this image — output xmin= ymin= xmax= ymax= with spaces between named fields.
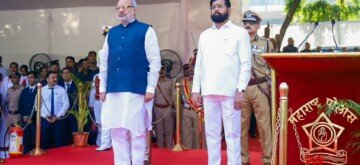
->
xmin=99 ymin=24 xmax=161 ymax=136
xmin=192 ymin=21 xmax=252 ymax=95
xmin=101 ymin=92 xmax=153 ymax=136
xmin=191 ymin=20 xmax=252 ymax=165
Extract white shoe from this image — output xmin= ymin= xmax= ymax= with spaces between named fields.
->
xmin=95 ymin=146 xmax=111 ymax=151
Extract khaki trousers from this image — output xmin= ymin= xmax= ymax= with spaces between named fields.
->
xmin=6 ymin=114 xmax=21 ymax=127
xmin=153 ymin=107 xmax=173 ymax=149
xmin=241 ymin=84 xmax=272 ymax=164
xmin=181 ymin=108 xmax=200 ymax=149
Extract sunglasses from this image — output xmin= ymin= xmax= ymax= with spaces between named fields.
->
xmin=243 ymin=21 xmax=258 ymax=26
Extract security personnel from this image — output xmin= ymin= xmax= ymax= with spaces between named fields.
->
xmin=241 ymin=10 xmax=273 ymax=165
xmin=58 ymin=67 xmax=78 ymax=145
xmin=180 ymin=64 xmax=201 ymax=149
xmin=188 ymin=49 xmax=198 ymax=67
xmin=153 ymin=65 xmax=174 ymax=149
xmin=18 ymin=71 xmax=38 ymax=154
xmin=6 ymin=72 xmax=24 ymax=127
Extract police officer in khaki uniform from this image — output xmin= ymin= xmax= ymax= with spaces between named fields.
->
xmin=6 ymin=72 xmax=25 ymax=127
xmin=153 ymin=65 xmax=174 ymax=149
xmin=180 ymin=64 xmax=201 ymax=149
xmin=241 ymin=10 xmax=273 ymax=165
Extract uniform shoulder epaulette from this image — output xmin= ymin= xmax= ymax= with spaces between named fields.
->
xmin=259 ymin=37 xmax=271 ymax=42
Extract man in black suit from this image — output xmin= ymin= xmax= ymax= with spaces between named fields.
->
xmin=282 ymin=37 xmax=299 ymax=53
xmin=300 ymin=42 xmax=312 ymax=53
xmin=59 ymin=67 xmax=78 ymax=144
xmin=18 ymin=71 xmax=38 ymax=153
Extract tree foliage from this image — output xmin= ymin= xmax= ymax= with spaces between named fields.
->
xmin=325 ymin=99 xmax=360 ymax=154
xmin=278 ymin=0 xmax=359 ymax=48
xmin=278 ymin=0 xmax=302 ymax=48
xmin=290 ymin=0 xmax=360 ymax=23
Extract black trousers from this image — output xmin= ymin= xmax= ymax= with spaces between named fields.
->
xmin=40 ymin=118 xmax=66 ymax=149
xmin=23 ymin=123 xmax=36 ymax=154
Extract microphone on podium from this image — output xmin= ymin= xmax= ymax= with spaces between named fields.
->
xmin=331 ymin=19 xmax=339 ymax=52
xmin=298 ymin=21 xmax=319 ymax=49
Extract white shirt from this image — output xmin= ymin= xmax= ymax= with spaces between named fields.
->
xmin=29 ymin=85 xmax=36 ymax=92
xmin=40 ymin=85 xmax=69 ymax=118
xmin=88 ymin=74 xmax=98 ymax=109
xmin=1 ymin=76 xmax=28 ymax=95
xmin=99 ymin=25 xmax=161 ymax=94
xmin=192 ymin=20 xmax=252 ymax=97
xmin=0 ymin=66 xmax=9 ymax=78
xmin=20 ymin=75 xmax=29 ymax=87
xmin=63 ymin=80 xmax=73 ymax=91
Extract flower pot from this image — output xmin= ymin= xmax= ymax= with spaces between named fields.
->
xmin=72 ymin=132 xmax=89 ymax=147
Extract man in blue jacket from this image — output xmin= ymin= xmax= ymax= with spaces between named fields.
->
xmin=99 ymin=0 xmax=161 ymax=164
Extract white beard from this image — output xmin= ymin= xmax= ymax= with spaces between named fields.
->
xmin=117 ymin=15 xmax=134 ymax=25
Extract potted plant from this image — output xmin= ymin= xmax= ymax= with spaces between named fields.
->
xmin=325 ymin=99 xmax=360 ymax=154
xmin=68 ymin=76 xmax=91 ymax=147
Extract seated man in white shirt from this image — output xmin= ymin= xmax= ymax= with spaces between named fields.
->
xmin=40 ymin=71 xmax=70 ymax=149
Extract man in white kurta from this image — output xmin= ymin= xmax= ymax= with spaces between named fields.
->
xmin=191 ymin=0 xmax=252 ymax=165
xmin=99 ymin=0 xmax=161 ymax=164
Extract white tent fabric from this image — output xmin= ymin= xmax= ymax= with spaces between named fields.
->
xmin=1 ymin=0 xmax=359 ymax=69
xmin=0 ymin=0 xmax=242 ymax=68
xmin=0 ymin=0 xmax=179 ymax=10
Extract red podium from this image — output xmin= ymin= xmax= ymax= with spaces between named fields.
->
xmin=263 ymin=53 xmax=360 ymax=165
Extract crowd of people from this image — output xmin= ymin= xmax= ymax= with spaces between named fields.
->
xmin=0 ymin=50 xmax=111 ymax=157
xmin=1 ymin=0 xmax=359 ymax=165
xmin=269 ymin=35 xmax=360 ymax=53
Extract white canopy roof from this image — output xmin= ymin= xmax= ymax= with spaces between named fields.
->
xmin=0 ymin=0 xmax=178 ymax=10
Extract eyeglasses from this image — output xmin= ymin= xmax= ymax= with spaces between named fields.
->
xmin=210 ymin=4 xmax=226 ymax=10
xmin=243 ymin=21 xmax=258 ymax=26
xmin=116 ymin=5 xmax=134 ymax=11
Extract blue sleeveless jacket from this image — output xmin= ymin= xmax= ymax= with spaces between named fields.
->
xmin=106 ymin=20 xmax=150 ymax=94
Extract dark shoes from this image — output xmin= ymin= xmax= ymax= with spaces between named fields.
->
xmin=144 ymin=160 xmax=150 ymax=165
xmin=250 ymin=133 xmax=258 ymax=138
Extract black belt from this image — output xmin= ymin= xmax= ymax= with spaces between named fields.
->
xmin=8 ymin=111 xmax=19 ymax=115
xmin=248 ymin=77 xmax=268 ymax=86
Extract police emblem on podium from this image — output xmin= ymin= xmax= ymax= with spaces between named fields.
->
xmin=301 ymin=113 xmax=347 ymax=164
xmin=287 ymin=97 xmax=360 ymax=164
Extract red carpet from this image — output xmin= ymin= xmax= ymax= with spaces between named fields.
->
xmin=6 ymin=138 xmax=262 ymax=165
